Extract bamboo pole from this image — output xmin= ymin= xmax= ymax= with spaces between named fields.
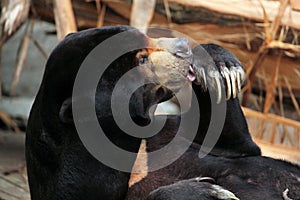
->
xmin=294 ymin=128 xmax=299 ymax=148
xmin=96 ymin=0 xmax=106 ymax=27
xmin=242 ymin=48 xmax=267 ymax=106
xmin=9 ymin=20 xmax=34 ymax=96
xmin=130 ymin=0 xmax=156 ymax=32
xmin=242 ymin=0 xmax=289 ymax=106
xmin=283 ymin=76 xmax=300 ymax=117
xmin=278 ymin=83 xmax=285 ymax=117
xmin=263 ymin=52 xmax=282 ymax=113
xmin=0 ymin=45 xmax=2 ymax=99
xmin=163 ymin=0 xmax=172 ymax=25
xmin=270 ymin=122 xmax=278 ymax=144
xmin=53 ymin=0 xmax=77 ymax=40
xmin=0 ymin=110 xmax=20 ymax=132
xmin=9 ymin=35 xmax=30 ymax=96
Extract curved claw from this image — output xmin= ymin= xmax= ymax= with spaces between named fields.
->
xmin=219 ymin=62 xmax=226 ymax=77
xmin=211 ymin=185 xmax=240 ymax=200
xmin=222 ymin=67 xmax=231 ymax=100
xmin=200 ymin=68 xmax=207 ymax=91
xmin=236 ymin=71 xmax=241 ymax=93
xmin=195 ymin=177 xmax=216 ymax=184
xmin=213 ymin=75 xmax=222 ymax=104
xmin=236 ymin=66 xmax=246 ymax=85
xmin=194 ymin=67 xmax=207 ymax=91
xmin=236 ymin=66 xmax=246 ymax=94
xmin=230 ymin=70 xmax=237 ymax=99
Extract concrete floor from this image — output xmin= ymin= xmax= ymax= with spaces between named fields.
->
xmin=0 ymin=132 xmax=29 ymax=200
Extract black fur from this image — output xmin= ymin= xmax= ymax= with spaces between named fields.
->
xmin=26 ymin=26 xmax=155 ymax=200
xmin=26 ymin=26 xmax=300 ymax=200
xmin=127 ymin=45 xmax=300 ymax=200
xmin=146 ymin=178 xmax=233 ymax=200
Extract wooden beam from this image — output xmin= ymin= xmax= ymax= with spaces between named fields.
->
xmin=169 ymin=0 xmax=300 ymax=30
xmin=290 ymin=0 xmax=300 ymax=11
xmin=242 ymin=107 xmax=300 ymax=129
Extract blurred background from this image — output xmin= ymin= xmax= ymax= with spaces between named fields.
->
xmin=1 ymin=0 xmax=300 ymax=199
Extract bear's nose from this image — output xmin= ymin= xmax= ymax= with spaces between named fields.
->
xmin=173 ymin=38 xmax=191 ymax=58
xmin=151 ymin=37 xmax=192 ymax=59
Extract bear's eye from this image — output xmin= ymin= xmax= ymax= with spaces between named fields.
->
xmin=138 ymin=55 xmax=148 ymax=65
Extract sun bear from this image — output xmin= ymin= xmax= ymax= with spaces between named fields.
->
xmin=126 ymin=44 xmax=300 ymax=200
xmin=26 ymin=26 xmax=228 ymax=200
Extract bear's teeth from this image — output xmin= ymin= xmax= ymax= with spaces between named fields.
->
xmin=187 ymin=65 xmax=196 ymax=82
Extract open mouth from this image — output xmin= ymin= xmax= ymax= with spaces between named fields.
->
xmin=187 ymin=65 xmax=196 ymax=82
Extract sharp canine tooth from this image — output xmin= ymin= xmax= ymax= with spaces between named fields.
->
xmin=223 ymin=68 xmax=231 ymax=100
xmin=230 ymin=70 xmax=237 ymax=99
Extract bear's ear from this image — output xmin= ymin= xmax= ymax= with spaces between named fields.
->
xmin=59 ymin=98 xmax=73 ymax=124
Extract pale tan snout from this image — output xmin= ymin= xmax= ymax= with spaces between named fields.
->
xmin=144 ymin=37 xmax=194 ymax=93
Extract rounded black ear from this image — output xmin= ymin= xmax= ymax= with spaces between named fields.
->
xmin=59 ymin=98 xmax=73 ymax=124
